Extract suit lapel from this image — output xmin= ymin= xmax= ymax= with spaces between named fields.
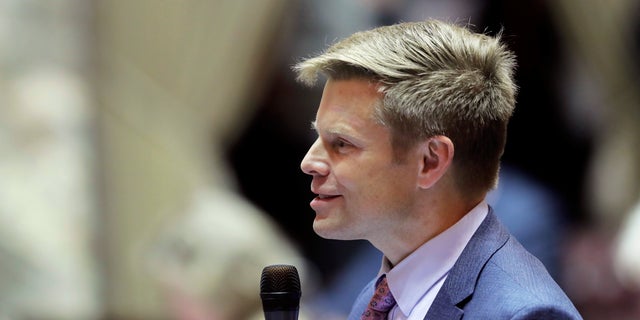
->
xmin=424 ymin=208 xmax=509 ymax=320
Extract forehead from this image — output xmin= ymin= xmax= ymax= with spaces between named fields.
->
xmin=312 ymin=78 xmax=391 ymax=148
xmin=315 ymin=78 xmax=383 ymax=126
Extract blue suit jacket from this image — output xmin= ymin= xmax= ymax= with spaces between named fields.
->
xmin=348 ymin=208 xmax=583 ymax=319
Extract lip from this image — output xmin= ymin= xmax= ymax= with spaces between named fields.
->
xmin=309 ymin=194 xmax=341 ymax=211
xmin=317 ymin=194 xmax=339 ymax=200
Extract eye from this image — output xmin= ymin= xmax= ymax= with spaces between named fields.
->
xmin=332 ymin=138 xmax=352 ymax=151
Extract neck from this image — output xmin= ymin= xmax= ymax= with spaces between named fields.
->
xmin=373 ymin=191 xmax=484 ymax=266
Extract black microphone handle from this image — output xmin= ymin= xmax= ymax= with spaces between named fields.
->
xmin=261 ymin=291 xmax=300 ymax=320
xmin=263 ymin=310 xmax=299 ymax=320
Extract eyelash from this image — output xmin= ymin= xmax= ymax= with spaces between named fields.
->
xmin=332 ymin=139 xmax=350 ymax=150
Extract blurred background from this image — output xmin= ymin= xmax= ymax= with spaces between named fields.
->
xmin=0 ymin=0 xmax=639 ymax=319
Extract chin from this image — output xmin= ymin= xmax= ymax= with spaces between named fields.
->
xmin=312 ymin=220 xmax=355 ymax=240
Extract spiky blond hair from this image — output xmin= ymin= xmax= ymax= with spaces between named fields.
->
xmin=294 ymin=19 xmax=518 ymax=196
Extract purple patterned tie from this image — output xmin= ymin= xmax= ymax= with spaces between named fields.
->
xmin=360 ymin=275 xmax=396 ymax=320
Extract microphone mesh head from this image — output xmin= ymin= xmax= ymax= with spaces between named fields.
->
xmin=260 ymin=264 xmax=301 ymax=293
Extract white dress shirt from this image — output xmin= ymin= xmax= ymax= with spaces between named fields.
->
xmin=379 ymin=201 xmax=489 ymax=320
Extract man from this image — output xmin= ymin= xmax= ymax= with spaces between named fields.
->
xmin=295 ymin=19 xmax=582 ymax=319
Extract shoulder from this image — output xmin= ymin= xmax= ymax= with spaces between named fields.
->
xmin=450 ymin=210 xmax=582 ymax=319
xmin=476 ymin=236 xmax=567 ymax=302
xmin=464 ymin=228 xmax=582 ymax=319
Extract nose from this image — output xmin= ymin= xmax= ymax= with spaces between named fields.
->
xmin=301 ymin=138 xmax=329 ymax=176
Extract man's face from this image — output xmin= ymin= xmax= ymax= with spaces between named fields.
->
xmin=300 ymin=78 xmax=420 ymax=242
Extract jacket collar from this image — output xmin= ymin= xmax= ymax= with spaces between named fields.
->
xmin=424 ymin=207 xmax=509 ymax=319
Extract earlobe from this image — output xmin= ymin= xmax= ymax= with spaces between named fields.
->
xmin=417 ymin=136 xmax=454 ymax=189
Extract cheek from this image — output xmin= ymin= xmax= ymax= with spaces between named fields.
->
xmin=335 ymin=163 xmax=379 ymax=196
xmin=376 ymin=176 xmax=415 ymax=211
xmin=349 ymin=165 xmax=416 ymax=212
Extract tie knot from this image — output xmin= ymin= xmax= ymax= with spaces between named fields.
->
xmin=360 ymin=275 xmax=396 ymax=319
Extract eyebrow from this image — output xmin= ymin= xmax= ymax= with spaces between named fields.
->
xmin=313 ymin=121 xmax=358 ymax=142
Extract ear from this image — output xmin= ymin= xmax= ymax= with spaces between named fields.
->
xmin=416 ymin=135 xmax=454 ymax=189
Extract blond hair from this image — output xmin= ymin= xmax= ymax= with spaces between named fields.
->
xmin=294 ymin=19 xmax=518 ymax=196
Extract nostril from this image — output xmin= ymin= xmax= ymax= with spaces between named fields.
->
xmin=301 ymin=161 xmax=320 ymax=175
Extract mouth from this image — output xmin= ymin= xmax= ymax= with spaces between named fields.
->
xmin=310 ymin=192 xmax=341 ymax=211
xmin=317 ymin=194 xmax=339 ymax=200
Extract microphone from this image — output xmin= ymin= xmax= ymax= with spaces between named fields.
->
xmin=260 ymin=264 xmax=301 ymax=320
